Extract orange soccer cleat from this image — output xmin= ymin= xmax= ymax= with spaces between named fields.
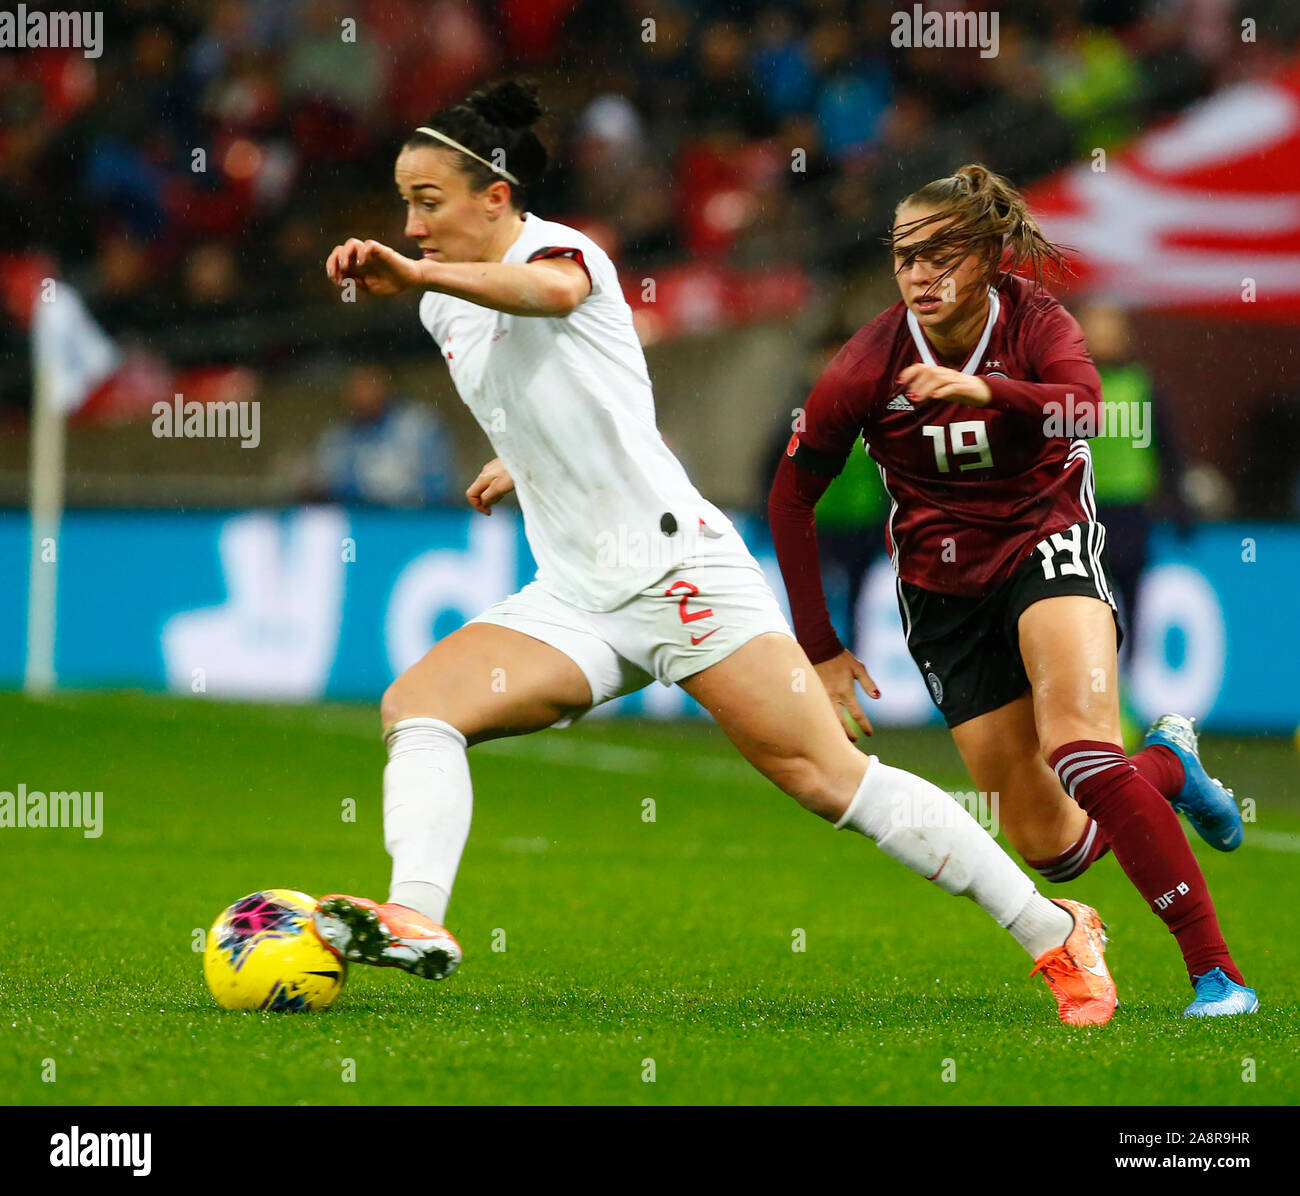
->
xmin=1029 ymin=898 xmax=1117 ymax=1027
xmin=313 ymin=893 xmax=462 ymax=981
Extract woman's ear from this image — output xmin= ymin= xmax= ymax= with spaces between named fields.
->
xmin=486 ymin=179 xmax=514 ymax=218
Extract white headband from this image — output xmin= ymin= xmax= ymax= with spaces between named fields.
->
xmin=414 ymin=126 xmax=521 ymax=186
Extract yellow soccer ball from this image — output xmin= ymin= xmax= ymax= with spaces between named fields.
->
xmin=203 ymin=889 xmax=346 ymax=1012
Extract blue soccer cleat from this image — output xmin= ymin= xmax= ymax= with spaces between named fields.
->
xmin=1184 ymin=968 xmax=1259 ymax=1018
xmin=1144 ymin=714 xmax=1243 ymax=851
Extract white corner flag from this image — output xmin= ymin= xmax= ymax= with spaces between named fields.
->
xmin=25 ymin=280 xmax=120 ymax=694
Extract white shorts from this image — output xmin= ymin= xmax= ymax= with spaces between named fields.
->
xmin=468 ymin=530 xmax=793 ymax=723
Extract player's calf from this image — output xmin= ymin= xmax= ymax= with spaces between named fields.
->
xmin=1049 ymin=738 xmax=1258 ymax=1009
xmin=754 ymin=750 xmax=862 ymax=822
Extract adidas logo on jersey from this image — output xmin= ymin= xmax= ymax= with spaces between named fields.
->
xmin=887 ymin=394 xmax=915 ymax=411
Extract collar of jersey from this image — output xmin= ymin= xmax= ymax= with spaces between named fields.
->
xmin=499 ymin=211 xmax=532 ymax=264
xmin=905 ymin=286 xmax=1000 ymax=375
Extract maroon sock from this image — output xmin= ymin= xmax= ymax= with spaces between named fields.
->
xmin=1131 ymin=744 xmax=1185 ymax=801
xmin=1024 ymin=819 xmax=1112 ymax=882
xmin=1051 ymin=740 xmax=1242 ymax=984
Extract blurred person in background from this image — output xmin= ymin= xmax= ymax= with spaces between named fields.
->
xmin=625 ymin=0 xmax=694 ymax=127
xmin=1075 ymin=300 xmax=1190 ymax=658
xmin=1043 ymin=7 xmax=1142 ymax=153
xmin=752 ymin=4 xmax=817 ymax=120
xmin=284 ymin=0 xmax=382 ymax=116
xmin=87 ymin=230 xmax=163 ymax=329
xmin=306 ymin=362 xmax=456 ymax=507
xmin=174 ymin=242 xmax=266 ymax=350
xmin=688 ymin=17 xmax=773 ymax=139
xmin=807 ymin=11 xmax=892 ymax=163
xmin=542 ymin=92 xmax=680 ymax=266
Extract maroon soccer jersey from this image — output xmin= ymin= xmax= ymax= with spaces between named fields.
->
xmin=769 ymin=275 xmax=1104 ymax=662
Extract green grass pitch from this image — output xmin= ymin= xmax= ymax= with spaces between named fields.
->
xmin=1 ymin=691 xmax=1296 ymax=1106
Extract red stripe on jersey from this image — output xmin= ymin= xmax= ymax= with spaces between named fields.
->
xmin=526 ymin=245 xmax=592 ymax=287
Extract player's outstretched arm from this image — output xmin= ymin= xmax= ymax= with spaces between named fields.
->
xmin=325 ymin=238 xmax=589 ymax=317
xmin=424 ymin=255 xmax=590 ymax=317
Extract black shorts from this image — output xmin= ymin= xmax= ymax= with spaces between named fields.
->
xmin=897 ymin=519 xmax=1123 ymax=729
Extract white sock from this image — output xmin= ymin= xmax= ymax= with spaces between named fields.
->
xmin=382 ymin=717 xmax=473 ymax=925
xmin=1006 ymin=891 xmax=1075 ymax=959
xmin=836 ymin=757 xmax=1071 ymax=956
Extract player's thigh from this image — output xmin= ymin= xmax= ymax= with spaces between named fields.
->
xmin=1017 ymin=595 xmax=1122 ymax=758
xmin=679 ymin=632 xmax=866 ymax=820
xmin=950 ymin=692 xmax=1089 ymax=859
xmin=381 ymin=622 xmax=593 ymax=745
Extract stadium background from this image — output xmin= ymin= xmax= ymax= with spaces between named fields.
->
xmin=3 ymin=0 xmax=1299 ymax=730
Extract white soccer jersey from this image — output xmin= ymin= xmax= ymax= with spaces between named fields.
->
xmin=419 ymin=212 xmax=734 ymax=611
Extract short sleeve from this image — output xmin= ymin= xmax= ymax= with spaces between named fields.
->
xmin=525 ymin=245 xmax=597 ymax=295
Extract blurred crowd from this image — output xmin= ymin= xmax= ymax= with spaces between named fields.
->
xmin=295 ymin=361 xmax=457 ymax=506
xmin=3 ymin=0 xmax=1298 ymax=518
xmin=3 ymin=0 xmax=1292 ymax=353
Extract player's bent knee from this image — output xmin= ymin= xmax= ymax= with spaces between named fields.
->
xmin=1037 ymin=733 xmax=1068 ymax=766
xmin=380 ymin=679 xmax=415 ymax=732
xmin=1036 ymin=716 xmax=1112 ymax=763
xmin=381 ymin=676 xmax=458 ymax=735
xmin=1034 ymin=694 xmax=1102 ymax=748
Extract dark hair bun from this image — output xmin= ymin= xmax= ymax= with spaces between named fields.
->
xmin=468 ymin=80 xmax=542 ymax=131
xmin=410 ymin=78 xmax=547 ymax=199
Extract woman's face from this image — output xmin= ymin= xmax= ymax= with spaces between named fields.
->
xmin=394 ymin=145 xmax=514 ymax=264
xmin=891 ymin=202 xmax=991 ymax=328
